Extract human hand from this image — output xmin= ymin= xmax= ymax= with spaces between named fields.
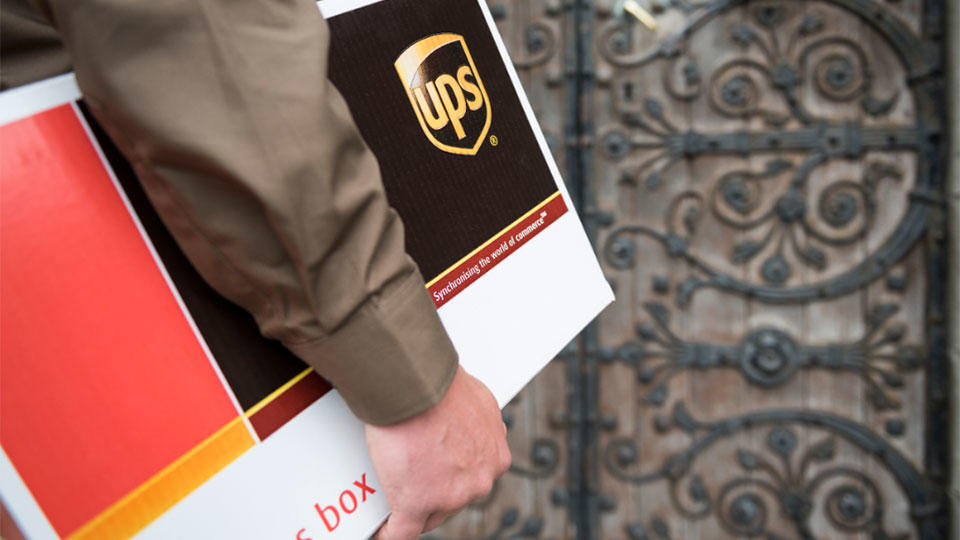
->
xmin=365 ymin=366 xmax=511 ymax=540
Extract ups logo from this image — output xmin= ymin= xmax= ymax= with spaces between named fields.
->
xmin=395 ymin=33 xmax=491 ymax=155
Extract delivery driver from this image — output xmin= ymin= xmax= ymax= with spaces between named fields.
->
xmin=1 ymin=0 xmax=512 ymax=538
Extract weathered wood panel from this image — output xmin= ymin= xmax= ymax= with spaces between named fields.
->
xmin=589 ymin=0 xmax=948 ymax=538
xmin=425 ymin=0 xmax=950 ymax=538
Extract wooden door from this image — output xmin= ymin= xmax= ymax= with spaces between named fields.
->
xmin=427 ymin=0 xmax=951 ymax=538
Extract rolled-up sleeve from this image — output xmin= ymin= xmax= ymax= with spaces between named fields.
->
xmin=36 ymin=0 xmax=458 ymax=425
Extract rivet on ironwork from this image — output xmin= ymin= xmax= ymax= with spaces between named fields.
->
xmin=727 ymin=493 xmax=766 ymax=532
xmin=771 ymin=63 xmax=798 ymax=89
xmin=768 ymin=427 xmax=798 ymax=456
xmin=550 ymin=488 xmax=569 ymax=506
xmin=761 ymin=253 xmax=792 ymax=284
xmin=616 ymin=443 xmax=638 ymax=466
xmin=885 ymin=418 xmax=906 ymax=437
xmin=752 ymin=4 xmax=784 ymax=28
xmin=602 ymin=130 xmax=631 ymax=160
xmin=652 ymin=275 xmax=670 ymax=294
xmin=776 ymin=189 xmax=807 ymax=223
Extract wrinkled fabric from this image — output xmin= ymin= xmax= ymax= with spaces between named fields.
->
xmin=1 ymin=0 xmax=458 ymax=425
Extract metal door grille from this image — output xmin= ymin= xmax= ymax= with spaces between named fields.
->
xmin=427 ymin=0 xmax=951 ymax=538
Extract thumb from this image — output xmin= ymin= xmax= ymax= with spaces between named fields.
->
xmin=374 ymin=510 xmax=427 ymax=540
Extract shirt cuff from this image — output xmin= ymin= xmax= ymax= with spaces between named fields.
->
xmin=286 ymin=271 xmax=459 ymax=426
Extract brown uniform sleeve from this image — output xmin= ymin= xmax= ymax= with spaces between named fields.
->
xmin=0 ymin=1 xmax=73 ymax=90
xmin=30 ymin=0 xmax=458 ymax=425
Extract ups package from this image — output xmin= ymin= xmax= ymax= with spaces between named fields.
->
xmin=0 ymin=0 xmax=612 ymax=539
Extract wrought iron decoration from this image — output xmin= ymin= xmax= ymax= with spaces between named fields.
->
xmin=428 ymin=0 xmax=949 ymax=537
xmin=597 ymin=0 xmax=942 ymax=304
xmin=590 ymin=0 xmax=949 ymax=538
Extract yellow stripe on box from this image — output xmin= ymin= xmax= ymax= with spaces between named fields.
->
xmin=244 ymin=367 xmax=314 ymax=418
xmin=425 ymin=191 xmax=563 ymax=288
xmin=66 ymin=416 xmax=255 ymax=540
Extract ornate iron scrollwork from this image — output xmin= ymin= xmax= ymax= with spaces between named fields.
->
xmin=606 ymin=301 xmax=924 ymax=415
xmin=434 ymin=1 xmax=949 ymax=538
xmin=596 ymin=0 xmax=942 ymax=304
xmin=603 ymin=156 xmax=905 ymax=293
xmin=604 ymin=406 xmax=942 ymax=539
xmin=588 ymin=0 xmax=949 ymax=538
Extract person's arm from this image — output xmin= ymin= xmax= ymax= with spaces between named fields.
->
xmin=0 ymin=0 xmax=73 ymax=90
xmin=37 ymin=0 xmax=456 ymax=424
xmin=367 ymin=366 xmax=511 ymax=539
xmin=32 ymin=1 xmax=511 ymax=537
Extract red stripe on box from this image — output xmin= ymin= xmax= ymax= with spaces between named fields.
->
xmin=247 ymin=372 xmax=333 ymax=440
xmin=0 ymin=104 xmax=241 ymax=537
xmin=427 ymin=192 xmax=567 ymax=308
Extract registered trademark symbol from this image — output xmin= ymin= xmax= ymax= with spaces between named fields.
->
xmin=489 ymin=135 xmax=499 ymax=146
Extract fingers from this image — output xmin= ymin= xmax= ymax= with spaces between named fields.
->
xmin=462 ymin=369 xmax=500 ymax=408
xmin=497 ymin=438 xmax=512 ymax=475
xmin=373 ymin=511 xmax=427 ymax=540
xmin=422 ymin=512 xmax=448 ymax=533
xmin=366 ymin=367 xmax=514 ymax=540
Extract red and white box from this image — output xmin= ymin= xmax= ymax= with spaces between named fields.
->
xmin=0 ymin=1 xmax=612 ymax=538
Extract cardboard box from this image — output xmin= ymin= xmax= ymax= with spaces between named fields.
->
xmin=0 ymin=1 xmax=612 ymax=538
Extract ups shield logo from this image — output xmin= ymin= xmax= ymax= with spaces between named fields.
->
xmin=395 ymin=34 xmax=491 ymax=155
